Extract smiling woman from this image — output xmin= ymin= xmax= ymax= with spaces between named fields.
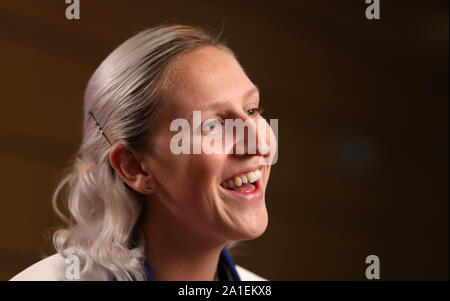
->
xmin=10 ymin=24 xmax=275 ymax=281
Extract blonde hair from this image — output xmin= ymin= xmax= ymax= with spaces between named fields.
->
xmin=52 ymin=24 xmax=234 ymax=280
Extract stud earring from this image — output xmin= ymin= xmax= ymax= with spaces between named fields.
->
xmin=145 ymin=186 xmax=153 ymax=195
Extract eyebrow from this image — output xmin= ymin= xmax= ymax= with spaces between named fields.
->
xmin=203 ymin=85 xmax=260 ymax=112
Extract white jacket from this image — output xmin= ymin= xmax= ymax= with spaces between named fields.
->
xmin=10 ymin=254 xmax=267 ymax=281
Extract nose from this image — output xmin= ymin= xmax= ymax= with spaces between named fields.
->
xmin=229 ymin=116 xmax=274 ymax=161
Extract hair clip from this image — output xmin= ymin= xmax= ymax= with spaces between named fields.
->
xmin=88 ymin=111 xmax=113 ymax=146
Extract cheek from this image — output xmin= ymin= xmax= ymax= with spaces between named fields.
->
xmin=150 ymin=134 xmax=194 ymax=195
xmin=153 ymin=131 xmax=226 ymax=197
xmin=185 ymin=153 xmax=226 ymax=185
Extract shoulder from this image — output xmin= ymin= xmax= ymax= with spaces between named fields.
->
xmin=10 ymin=253 xmax=67 ymax=281
xmin=235 ymin=265 xmax=268 ymax=281
xmin=10 ymin=254 xmax=268 ymax=281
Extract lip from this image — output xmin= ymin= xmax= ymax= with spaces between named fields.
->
xmin=221 ymin=165 xmax=263 ymax=183
xmin=219 ymin=179 xmax=264 ymax=202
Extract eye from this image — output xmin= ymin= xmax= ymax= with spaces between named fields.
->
xmin=202 ymin=119 xmax=222 ymax=132
xmin=247 ymin=107 xmax=264 ymax=117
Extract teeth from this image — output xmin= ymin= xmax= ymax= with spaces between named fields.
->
xmin=227 ymin=179 xmax=235 ymax=189
xmin=221 ymin=169 xmax=263 ymax=189
xmin=247 ymin=172 xmax=257 ymax=183
xmin=234 ymin=176 xmax=242 ymax=187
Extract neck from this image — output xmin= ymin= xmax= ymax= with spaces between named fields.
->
xmin=139 ymin=204 xmax=225 ymax=281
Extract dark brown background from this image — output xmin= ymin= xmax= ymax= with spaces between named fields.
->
xmin=0 ymin=0 xmax=448 ymax=280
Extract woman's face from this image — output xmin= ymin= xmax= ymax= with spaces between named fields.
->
xmin=142 ymin=46 xmax=275 ymax=243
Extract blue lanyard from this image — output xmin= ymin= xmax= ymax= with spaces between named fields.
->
xmin=143 ymin=248 xmax=241 ymax=281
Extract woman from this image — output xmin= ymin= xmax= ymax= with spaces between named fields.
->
xmin=11 ymin=24 xmax=276 ymax=281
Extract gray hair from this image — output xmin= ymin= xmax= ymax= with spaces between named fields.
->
xmin=52 ymin=24 xmax=235 ymax=280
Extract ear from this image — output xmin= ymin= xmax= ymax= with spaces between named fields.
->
xmin=109 ymin=143 xmax=155 ymax=195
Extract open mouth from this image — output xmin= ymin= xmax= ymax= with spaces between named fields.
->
xmin=220 ymin=169 xmax=263 ymax=193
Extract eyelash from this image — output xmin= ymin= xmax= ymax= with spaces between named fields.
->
xmin=201 ymin=107 xmax=264 ymax=133
xmin=203 ymin=119 xmax=221 ymax=131
xmin=247 ymin=106 xmax=264 ymax=116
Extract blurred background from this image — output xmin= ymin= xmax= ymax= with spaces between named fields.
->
xmin=0 ymin=0 xmax=448 ymax=280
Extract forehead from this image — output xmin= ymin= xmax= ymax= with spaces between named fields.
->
xmin=161 ymin=46 xmax=254 ymax=112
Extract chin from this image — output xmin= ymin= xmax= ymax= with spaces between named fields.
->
xmin=230 ymin=205 xmax=269 ymax=241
